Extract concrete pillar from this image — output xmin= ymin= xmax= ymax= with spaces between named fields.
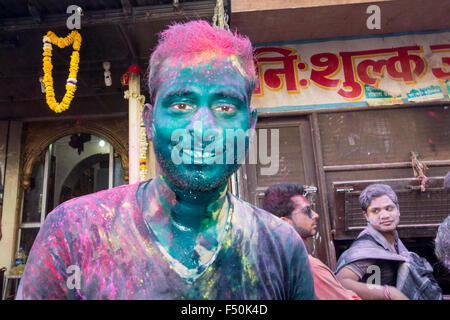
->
xmin=128 ymin=72 xmax=141 ymax=184
xmin=0 ymin=121 xmax=23 ymax=270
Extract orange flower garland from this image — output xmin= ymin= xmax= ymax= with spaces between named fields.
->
xmin=42 ymin=30 xmax=82 ymax=113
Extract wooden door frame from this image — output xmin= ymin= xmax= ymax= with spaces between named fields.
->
xmin=238 ymin=114 xmax=336 ymax=268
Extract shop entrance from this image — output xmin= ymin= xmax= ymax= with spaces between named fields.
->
xmin=16 ymin=134 xmax=126 ymax=267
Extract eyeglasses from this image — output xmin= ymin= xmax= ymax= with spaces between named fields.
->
xmin=301 ymin=206 xmax=313 ymax=218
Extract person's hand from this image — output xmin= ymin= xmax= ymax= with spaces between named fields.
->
xmin=387 ymin=286 xmax=409 ymax=300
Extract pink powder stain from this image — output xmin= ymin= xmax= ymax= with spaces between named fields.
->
xmin=148 ymin=20 xmax=256 ymax=98
xmin=428 ymin=111 xmax=438 ymax=119
xmin=153 ymin=21 xmax=253 ymax=73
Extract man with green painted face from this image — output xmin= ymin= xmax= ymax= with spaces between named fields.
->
xmin=17 ymin=20 xmax=315 ymax=300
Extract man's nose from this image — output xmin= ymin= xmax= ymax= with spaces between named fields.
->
xmin=379 ymin=209 xmax=390 ymax=219
xmin=312 ymin=210 xmax=319 ymax=221
xmin=186 ymin=106 xmax=218 ymax=144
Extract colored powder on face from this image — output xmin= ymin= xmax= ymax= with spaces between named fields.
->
xmin=147 ymin=20 xmax=256 ymax=102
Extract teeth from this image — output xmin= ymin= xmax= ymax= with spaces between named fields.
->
xmin=182 ymin=149 xmax=215 ymax=159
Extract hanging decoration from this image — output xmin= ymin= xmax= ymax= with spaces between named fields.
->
xmin=212 ymin=0 xmax=229 ymax=30
xmin=410 ymin=151 xmax=429 ymax=192
xmin=69 ymin=133 xmax=91 ymax=155
xmin=139 ymin=107 xmax=149 ymax=181
xmin=103 ymin=61 xmax=112 ymax=87
xmin=42 ymin=30 xmax=82 ymax=113
xmin=121 ymin=65 xmax=141 ymax=86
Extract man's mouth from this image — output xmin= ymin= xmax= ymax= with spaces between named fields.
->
xmin=182 ymin=147 xmax=224 ymax=160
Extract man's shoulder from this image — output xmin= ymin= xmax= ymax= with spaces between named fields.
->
xmin=230 ymin=193 xmax=297 ymax=235
xmin=309 ymin=255 xmax=340 ymax=281
xmin=230 ymin=194 xmax=304 ymax=255
xmin=309 ymin=255 xmax=329 ymax=270
xmin=48 ymin=182 xmax=140 ymax=222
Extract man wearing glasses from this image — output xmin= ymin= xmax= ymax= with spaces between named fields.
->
xmin=262 ymin=183 xmax=360 ymax=300
xmin=336 ymin=183 xmax=442 ymax=300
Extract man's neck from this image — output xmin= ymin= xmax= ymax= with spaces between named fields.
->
xmin=380 ymin=231 xmax=397 ymax=246
xmin=367 ymin=224 xmax=397 ymax=249
xmin=152 ymin=174 xmax=229 ymax=233
xmin=301 ymin=236 xmax=313 ymax=253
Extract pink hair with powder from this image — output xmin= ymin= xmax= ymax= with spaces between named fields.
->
xmin=147 ymin=20 xmax=256 ymax=102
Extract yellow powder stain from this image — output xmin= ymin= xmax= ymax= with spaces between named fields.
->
xmin=242 ymin=255 xmax=257 ymax=286
xmin=222 ymin=237 xmax=232 ymax=250
xmin=97 ymin=228 xmax=108 ymax=244
xmin=122 ymin=202 xmax=131 ymax=208
xmin=182 ymin=50 xmax=216 ymax=68
xmin=229 ymin=55 xmax=246 ymax=78
xmin=202 ymin=266 xmax=218 ymax=299
xmin=100 ymin=204 xmax=114 ymax=219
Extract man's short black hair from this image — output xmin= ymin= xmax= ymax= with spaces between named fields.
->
xmin=262 ymin=183 xmax=304 ymax=218
xmin=359 ymin=183 xmax=399 ymax=212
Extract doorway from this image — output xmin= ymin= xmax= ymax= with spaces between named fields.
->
xmin=16 ymin=133 xmax=126 ymax=259
xmin=238 ymin=116 xmax=332 ymax=266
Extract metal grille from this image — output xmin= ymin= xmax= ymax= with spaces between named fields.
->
xmin=344 ymin=189 xmax=450 ymax=230
xmin=318 ymin=106 xmax=450 ymax=166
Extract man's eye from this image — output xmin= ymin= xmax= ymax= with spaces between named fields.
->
xmin=386 ymin=206 xmax=394 ymax=211
xmin=213 ymin=105 xmax=236 ymax=114
xmin=171 ymin=103 xmax=194 ymax=111
xmin=302 ymin=207 xmax=312 ymax=218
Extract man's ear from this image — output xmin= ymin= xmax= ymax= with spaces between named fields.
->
xmin=143 ymin=103 xmax=154 ymax=141
xmin=363 ymin=211 xmax=369 ymax=223
xmin=280 ymin=216 xmax=293 ymax=226
xmin=249 ymin=107 xmax=258 ymax=130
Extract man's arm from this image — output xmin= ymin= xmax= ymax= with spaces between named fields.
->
xmin=336 ymin=266 xmax=408 ymax=300
xmin=309 ymin=257 xmax=361 ymax=300
xmin=16 ymin=209 xmax=72 ymax=299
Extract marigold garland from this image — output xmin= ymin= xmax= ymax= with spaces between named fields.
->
xmin=42 ymin=30 xmax=82 ymax=113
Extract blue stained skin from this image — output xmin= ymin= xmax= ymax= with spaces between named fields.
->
xmin=143 ymin=59 xmax=257 ymax=270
